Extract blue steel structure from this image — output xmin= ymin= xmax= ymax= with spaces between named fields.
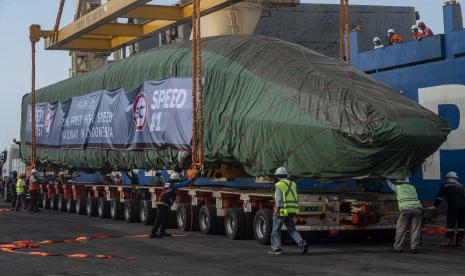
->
xmin=350 ymin=2 xmax=465 ymax=200
xmin=76 ymin=3 xmax=464 ymax=201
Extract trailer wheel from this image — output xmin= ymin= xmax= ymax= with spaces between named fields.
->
xmin=253 ymin=209 xmax=273 ymax=245
xmin=86 ymin=197 xmax=98 ymax=217
xmin=50 ymin=195 xmax=59 ymax=210
xmin=75 ymin=197 xmax=86 ymax=215
xmin=110 ymin=199 xmax=124 ymax=220
xmin=177 ymin=203 xmax=199 ymax=231
xmin=58 ymin=194 xmax=67 ymax=212
xmin=199 ymin=205 xmax=222 ymax=234
xmin=140 ymin=200 xmax=155 ymax=225
xmin=42 ymin=193 xmax=50 ymax=209
xmin=124 ymin=199 xmax=139 ymax=223
xmin=97 ymin=197 xmax=111 ymax=218
xmin=66 ymin=196 xmax=75 ymax=213
xmin=224 ymin=208 xmax=247 ymax=240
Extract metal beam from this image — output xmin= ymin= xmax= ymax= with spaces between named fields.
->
xmin=89 ymin=23 xmax=144 ymax=36
xmin=63 ymin=38 xmax=112 ymax=51
xmin=45 ymin=0 xmax=151 ymax=49
xmin=123 ymin=5 xmax=184 ymax=21
xmin=44 ymin=0 xmax=250 ymax=51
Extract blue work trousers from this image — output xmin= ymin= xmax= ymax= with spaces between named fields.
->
xmin=271 ymin=213 xmax=305 ymax=251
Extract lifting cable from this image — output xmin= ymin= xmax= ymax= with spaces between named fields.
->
xmin=29 ymin=0 xmax=65 ymax=171
xmin=339 ymin=0 xmax=350 ymax=63
xmin=54 ymin=0 xmax=66 ymax=34
xmin=188 ymin=0 xmax=204 ymax=232
xmin=30 ymin=41 xmax=37 ymax=170
xmin=344 ymin=0 xmax=350 ymax=63
xmin=191 ymin=0 xmax=204 ymax=166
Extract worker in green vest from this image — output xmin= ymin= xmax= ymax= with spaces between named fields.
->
xmin=15 ymin=173 xmax=27 ymax=211
xmin=388 ymin=177 xmax=423 ymax=253
xmin=268 ymin=167 xmax=309 ymax=255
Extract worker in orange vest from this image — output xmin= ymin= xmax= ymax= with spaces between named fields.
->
xmin=388 ymin=29 xmax=404 ymax=45
xmin=418 ymin=22 xmax=434 ymax=38
xmin=28 ymin=169 xmax=40 ymax=212
xmin=411 ymin=25 xmax=423 ymax=41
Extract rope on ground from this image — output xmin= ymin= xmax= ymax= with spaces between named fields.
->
xmin=0 ymin=232 xmax=190 ymax=259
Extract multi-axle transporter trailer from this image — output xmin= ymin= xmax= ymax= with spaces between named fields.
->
xmin=37 ymin=178 xmax=399 ymax=244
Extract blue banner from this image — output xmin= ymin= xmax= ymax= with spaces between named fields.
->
xmin=25 ymin=78 xmax=192 ymax=150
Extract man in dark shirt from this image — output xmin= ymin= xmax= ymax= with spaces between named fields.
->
xmin=150 ymin=172 xmax=195 ymax=238
xmin=433 ymin=172 xmax=465 ymax=247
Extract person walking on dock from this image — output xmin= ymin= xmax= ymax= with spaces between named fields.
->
xmin=268 ymin=167 xmax=309 ymax=255
xmin=388 ymin=177 xmax=423 ymax=253
xmin=28 ymin=169 xmax=40 ymax=212
xmin=15 ymin=173 xmax=27 ymax=211
xmin=432 ymin=172 xmax=465 ymax=247
xmin=150 ymin=172 xmax=196 ymax=238
xmin=10 ymin=171 xmax=18 ymax=209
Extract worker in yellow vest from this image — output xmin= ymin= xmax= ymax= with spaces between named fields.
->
xmin=388 ymin=177 xmax=423 ymax=253
xmin=268 ymin=167 xmax=309 ymax=255
xmin=15 ymin=173 xmax=27 ymax=211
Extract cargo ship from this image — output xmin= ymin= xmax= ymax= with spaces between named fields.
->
xmin=350 ymin=1 xmax=465 ymax=201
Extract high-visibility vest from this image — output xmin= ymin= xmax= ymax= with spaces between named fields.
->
xmin=16 ymin=179 xmax=24 ymax=193
xmin=275 ymin=179 xmax=299 ymax=216
xmin=396 ymin=183 xmax=421 ymax=210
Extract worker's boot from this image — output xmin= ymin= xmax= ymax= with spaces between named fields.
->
xmin=440 ymin=235 xmax=455 ymax=247
xmin=456 ymin=232 xmax=464 ymax=247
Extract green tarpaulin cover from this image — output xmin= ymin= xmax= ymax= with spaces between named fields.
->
xmin=20 ymin=35 xmax=450 ymax=180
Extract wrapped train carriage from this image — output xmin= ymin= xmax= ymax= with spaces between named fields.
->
xmin=20 ymin=35 xmax=449 ymax=180
xmin=17 ymin=36 xmax=450 ymax=240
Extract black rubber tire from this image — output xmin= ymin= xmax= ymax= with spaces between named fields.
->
xmin=66 ymin=196 xmax=75 ymax=213
xmin=176 ymin=203 xmax=200 ymax=231
xmin=224 ymin=208 xmax=247 ymax=240
xmin=140 ymin=200 xmax=156 ymax=225
xmin=253 ymin=209 xmax=273 ymax=245
xmin=86 ymin=197 xmax=98 ymax=217
xmin=98 ymin=197 xmax=111 ymax=218
xmin=75 ymin=197 xmax=87 ymax=215
xmin=42 ymin=193 xmax=51 ymax=209
xmin=199 ymin=205 xmax=223 ymax=234
xmin=58 ymin=194 xmax=67 ymax=212
xmin=50 ymin=194 xmax=59 ymax=210
xmin=110 ymin=199 xmax=124 ymax=220
xmin=124 ymin=199 xmax=139 ymax=223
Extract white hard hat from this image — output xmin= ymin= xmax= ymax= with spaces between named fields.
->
xmin=388 ymin=29 xmax=395 ymax=34
xmin=445 ymin=171 xmax=458 ymax=179
xmin=31 ymin=169 xmax=37 ymax=174
xmin=170 ymin=172 xmax=181 ymax=180
xmin=373 ymin=37 xmax=381 ymax=42
xmin=411 ymin=25 xmax=418 ymax=30
xmin=274 ymin=167 xmax=288 ymax=176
